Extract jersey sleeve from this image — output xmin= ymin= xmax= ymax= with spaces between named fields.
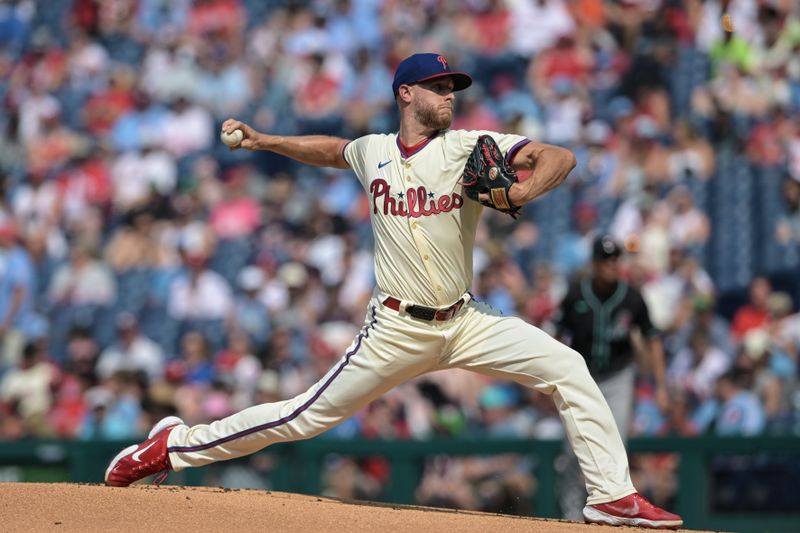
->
xmin=451 ymin=130 xmax=531 ymax=165
xmin=343 ymin=135 xmax=373 ymax=188
xmin=631 ymin=288 xmax=660 ymax=337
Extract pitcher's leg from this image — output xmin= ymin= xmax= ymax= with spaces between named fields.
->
xmin=445 ymin=302 xmax=635 ymax=504
xmin=169 ymin=306 xmax=437 ymax=469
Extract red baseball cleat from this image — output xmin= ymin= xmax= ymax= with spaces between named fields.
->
xmin=105 ymin=416 xmax=184 ymax=487
xmin=583 ymin=492 xmax=683 ymax=529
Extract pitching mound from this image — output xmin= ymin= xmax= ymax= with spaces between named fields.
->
xmin=0 ymin=483 xmax=694 ymax=532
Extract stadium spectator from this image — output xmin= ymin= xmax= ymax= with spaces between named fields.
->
xmin=666 ymin=185 xmax=710 ymax=250
xmin=0 ymin=340 xmax=57 ymax=437
xmin=334 ymin=233 xmax=375 ymax=319
xmin=341 ymin=47 xmax=394 ymax=135
xmin=570 ymin=120 xmax=617 ymax=201
xmin=731 ymin=275 xmax=772 ymax=340
xmin=47 ymin=364 xmax=88 ymax=439
xmin=523 ymin=262 xmax=565 ymax=332
xmin=110 ymin=139 xmax=177 ymax=213
xmin=292 ymin=53 xmax=344 ymax=136
xmin=167 ymin=247 xmax=232 ymax=323
xmin=776 ymin=173 xmax=800 ymax=246
xmin=208 ymin=166 xmax=262 ymax=239
xmin=735 ymin=328 xmax=796 ymax=431
xmin=62 ymin=325 xmax=99 ymax=385
xmin=700 ymin=371 xmax=766 ymax=437
xmin=641 ymin=246 xmax=715 ymax=332
xmin=162 ymin=95 xmax=214 ymax=158
xmin=47 ymin=240 xmax=116 ymax=307
xmin=667 ymin=327 xmax=731 ymax=402
xmin=104 ymin=210 xmax=158 ymax=273
xmin=0 ymin=0 xmax=32 ymax=58
xmin=509 ymin=0 xmax=575 ymax=57
xmin=215 ymin=330 xmax=262 ymax=411
xmin=321 ymin=456 xmax=382 ymax=501
xmin=451 ymin=87 xmax=504 ymax=132
xmin=95 ymin=312 xmax=164 ymax=385
xmin=553 ymin=202 xmax=599 ymax=277
xmin=228 ymin=265 xmax=271 ymax=354
xmin=110 ymin=90 xmax=170 ymax=153
xmin=0 ymin=217 xmax=41 ymax=368
xmin=79 ymin=371 xmax=144 ymax=441
xmin=139 ymin=39 xmax=203 ymax=103
xmin=194 ymin=42 xmax=252 ymax=120
xmin=66 ymin=28 xmax=110 ymax=93
xmin=415 ymin=383 xmax=537 ymax=515
xmin=709 ymin=28 xmax=757 ymax=77
xmin=635 ymin=201 xmax=672 ymax=276
xmin=668 ymin=120 xmax=716 ymax=183
xmin=766 ymin=291 xmax=800 ymax=359
xmin=474 ymin=258 xmax=524 ymax=316
xmin=666 ymin=293 xmax=735 ymax=362
xmin=168 ymin=330 xmax=215 ymax=387
xmin=529 ymin=35 xmax=593 ymax=103
xmin=541 ymin=77 xmax=588 ymax=146
xmin=187 ymin=0 xmax=245 ymax=41
xmin=135 ymin=0 xmax=191 ymax=42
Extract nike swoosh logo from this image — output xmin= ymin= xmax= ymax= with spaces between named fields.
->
xmin=609 ymin=500 xmax=640 ymax=517
xmin=132 ymin=442 xmax=156 ymax=462
xmin=378 ymin=160 xmax=392 ymax=169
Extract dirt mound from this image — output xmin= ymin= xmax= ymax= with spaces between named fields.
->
xmin=0 ymin=483 xmax=691 ymax=532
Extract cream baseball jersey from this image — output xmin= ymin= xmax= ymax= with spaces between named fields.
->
xmin=344 ymin=129 xmax=529 ymax=307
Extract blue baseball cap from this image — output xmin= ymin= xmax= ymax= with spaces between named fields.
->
xmin=392 ymin=53 xmax=472 ymax=96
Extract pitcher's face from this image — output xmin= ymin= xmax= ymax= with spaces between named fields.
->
xmin=409 ymin=77 xmax=455 ymax=130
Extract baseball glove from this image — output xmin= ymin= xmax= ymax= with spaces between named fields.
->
xmin=461 ymin=135 xmax=520 ymax=218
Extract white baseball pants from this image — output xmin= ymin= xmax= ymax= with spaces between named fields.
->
xmin=167 ymin=294 xmax=635 ymax=504
xmin=558 ymin=364 xmax=637 ymax=519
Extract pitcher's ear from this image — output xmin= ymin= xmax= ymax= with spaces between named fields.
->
xmin=397 ymin=84 xmax=414 ymax=104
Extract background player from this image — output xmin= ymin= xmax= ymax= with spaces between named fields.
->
xmin=105 ymin=53 xmax=682 ymax=529
xmin=556 ymin=235 xmax=669 ymax=520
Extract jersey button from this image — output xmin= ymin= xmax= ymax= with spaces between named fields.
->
xmin=423 ymin=254 xmax=429 ymax=261
xmin=404 ymin=162 xmax=411 ymax=169
xmin=411 ymin=222 xmax=418 ymax=229
xmin=436 ymin=286 xmax=442 ymax=291
xmin=406 ymin=176 xmax=412 ymax=182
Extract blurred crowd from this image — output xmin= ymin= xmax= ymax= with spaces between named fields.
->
xmin=1 ymin=0 xmax=800 ymax=516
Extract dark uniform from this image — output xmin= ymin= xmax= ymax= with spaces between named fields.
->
xmin=557 ymin=277 xmax=659 ymax=379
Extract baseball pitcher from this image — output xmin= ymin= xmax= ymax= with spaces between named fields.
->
xmin=105 ymin=53 xmax=682 ymax=529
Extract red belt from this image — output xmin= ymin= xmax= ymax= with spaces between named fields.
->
xmin=382 ymin=296 xmax=466 ymax=321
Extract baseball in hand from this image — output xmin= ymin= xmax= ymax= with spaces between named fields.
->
xmin=220 ymin=129 xmax=244 ymax=147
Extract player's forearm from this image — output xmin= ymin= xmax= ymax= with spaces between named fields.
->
xmin=649 ymin=337 xmax=668 ymax=389
xmin=253 ymin=133 xmax=351 ymax=169
xmin=508 ymin=144 xmax=576 ymax=206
